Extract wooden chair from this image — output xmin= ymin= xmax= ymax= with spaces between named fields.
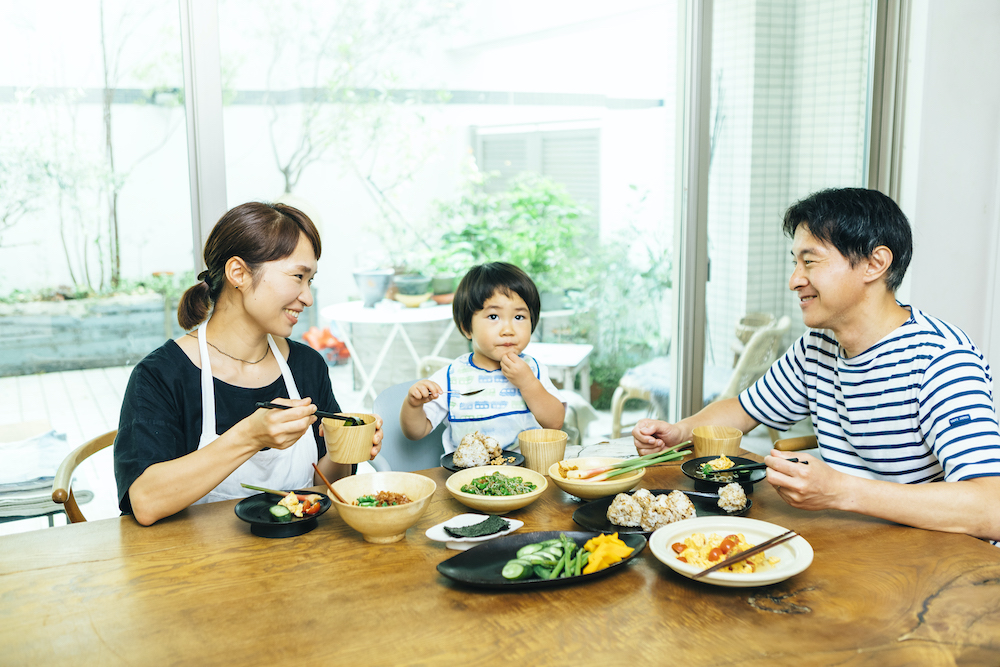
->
xmin=773 ymin=435 xmax=818 ymax=451
xmin=51 ymin=430 xmax=117 ymax=523
xmin=610 ymin=316 xmax=791 ymax=438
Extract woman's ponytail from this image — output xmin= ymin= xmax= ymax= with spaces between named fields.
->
xmin=177 ymin=271 xmax=213 ymax=330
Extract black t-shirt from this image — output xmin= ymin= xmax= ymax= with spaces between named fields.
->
xmin=113 ymin=338 xmax=339 ymax=514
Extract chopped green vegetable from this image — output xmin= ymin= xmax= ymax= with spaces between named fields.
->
xmin=269 ymin=505 xmax=292 ymax=522
xmin=460 ymin=472 xmax=537 ymax=496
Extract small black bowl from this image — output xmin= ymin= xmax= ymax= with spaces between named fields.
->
xmin=234 ymin=491 xmax=332 ymax=538
xmin=681 ymin=456 xmax=766 ymax=493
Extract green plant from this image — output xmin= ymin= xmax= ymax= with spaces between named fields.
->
xmin=568 ymin=223 xmax=672 ymax=409
xmin=421 ymin=170 xmax=589 ymax=293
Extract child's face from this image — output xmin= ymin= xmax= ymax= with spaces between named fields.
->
xmin=465 ymin=289 xmax=532 ymax=370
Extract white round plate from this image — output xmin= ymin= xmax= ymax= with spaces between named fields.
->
xmin=648 ymin=516 xmax=813 ymax=587
xmin=425 ymin=513 xmax=524 ymax=550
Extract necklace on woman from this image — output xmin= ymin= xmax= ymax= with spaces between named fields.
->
xmin=187 ymin=331 xmax=269 ymax=364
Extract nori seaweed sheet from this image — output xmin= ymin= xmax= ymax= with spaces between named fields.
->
xmin=444 ymin=515 xmax=510 ymax=538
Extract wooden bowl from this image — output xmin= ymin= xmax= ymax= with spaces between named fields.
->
xmin=692 ymin=425 xmax=743 ymax=458
xmin=445 ymin=465 xmax=547 ymax=513
xmin=330 ymin=472 xmax=437 ymax=543
xmin=322 ymin=413 xmax=377 ymax=464
xmin=547 ymin=457 xmax=646 ymax=500
xmin=517 ymin=428 xmax=568 ymax=475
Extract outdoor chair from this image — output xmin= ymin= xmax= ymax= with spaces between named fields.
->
xmin=610 ymin=316 xmax=791 ymax=438
xmin=370 ymin=381 xmax=445 ymax=472
xmin=51 ymin=430 xmax=116 ymax=523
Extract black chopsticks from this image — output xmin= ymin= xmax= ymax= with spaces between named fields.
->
xmin=692 ymin=530 xmax=799 ymax=579
xmin=707 ymin=458 xmax=808 ymax=475
xmin=255 ymin=401 xmax=362 ymax=426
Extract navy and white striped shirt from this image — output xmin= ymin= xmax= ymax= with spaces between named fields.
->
xmin=740 ymin=306 xmax=1000 ymax=485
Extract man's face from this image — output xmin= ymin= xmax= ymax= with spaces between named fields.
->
xmin=789 ymin=224 xmax=869 ymax=331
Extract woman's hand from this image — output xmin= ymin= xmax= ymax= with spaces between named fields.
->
xmin=369 ymin=414 xmax=384 ymax=460
xmin=246 ymin=397 xmax=317 ymax=451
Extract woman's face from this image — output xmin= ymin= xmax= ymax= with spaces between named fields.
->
xmin=242 ymin=233 xmax=317 ymax=338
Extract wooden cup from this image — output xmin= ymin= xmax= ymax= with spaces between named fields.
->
xmin=322 ymin=413 xmax=378 ymax=464
xmin=518 ymin=429 xmax=568 ymax=475
xmin=692 ymin=425 xmax=744 ymax=459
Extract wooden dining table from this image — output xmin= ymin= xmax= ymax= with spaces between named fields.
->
xmin=2 ymin=455 xmax=999 ymax=666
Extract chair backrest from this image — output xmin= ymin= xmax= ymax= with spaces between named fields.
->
xmin=715 ymin=316 xmax=791 ymax=402
xmin=371 ymin=381 xmax=445 ymax=472
xmin=51 ymin=430 xmax=117 ymax=523
xmin=417 ymin=356 xmax=451 ymax=378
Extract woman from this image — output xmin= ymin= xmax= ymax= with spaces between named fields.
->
xmin=114 ymin=202 xmax=381 ymax=525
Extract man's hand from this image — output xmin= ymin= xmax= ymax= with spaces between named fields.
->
xmin=632 ymin=419 xmax=686 ymax=456
xmin=764 ymin=450 xmax=846 ymax=511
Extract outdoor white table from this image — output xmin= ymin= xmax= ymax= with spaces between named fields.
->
xmin=321 ymin=301 xmax=457 ymax=402
xmin=524 ymin=341 xmax=593 ymax=401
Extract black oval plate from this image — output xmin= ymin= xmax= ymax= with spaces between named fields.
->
xmin=572 ymin=488 xmax=752 ymax=535
xmin=437 ymin=530 xmax=647 ymax=589
xmin=681 ymin=456 xmax=766 ymax=491
xmin=234 ymin=491 xmax=332 ymax=538
xmin=440 ymin=451 xmax=525 ymax=472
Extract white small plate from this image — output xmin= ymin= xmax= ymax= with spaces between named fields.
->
xmin=648 ymin=516 xmax=813 ymax=587
xmin=425 ymin=513 xmax=524 ymax=550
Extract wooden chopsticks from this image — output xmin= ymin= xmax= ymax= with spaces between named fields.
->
xmin=692 ymin=530 xmax=799 ymax=579
xmin=312 ymin=463 xmax=349 ymax=504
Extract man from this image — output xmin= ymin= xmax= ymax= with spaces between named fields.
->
xmin=634 ymin=188 xmax=1000 ymax=543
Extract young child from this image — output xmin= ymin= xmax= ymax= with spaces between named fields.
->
xmin=399 ymin=262 xmax=566 ymax=453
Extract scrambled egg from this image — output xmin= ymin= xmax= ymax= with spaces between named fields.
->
xmin=674 ymin=532 xmax=779 ymax=573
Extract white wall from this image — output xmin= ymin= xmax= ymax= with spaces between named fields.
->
xmin=900 ymin=0 xmax=1000 ymax=384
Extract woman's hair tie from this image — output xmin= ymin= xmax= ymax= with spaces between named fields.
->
xmin=197 ymin=270 xmax=210 ymax=283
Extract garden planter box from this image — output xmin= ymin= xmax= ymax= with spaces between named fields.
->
xmin=0 ymin=294 xmax=183 ymax=376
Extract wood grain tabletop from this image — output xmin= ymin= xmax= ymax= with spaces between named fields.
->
xmin=2 ymin=456 xmax=998 ymax=666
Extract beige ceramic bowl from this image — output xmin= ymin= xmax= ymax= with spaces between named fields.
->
xmin=547 ymin=457 xmax=646 ymax=500
xmin=323 ymin=413 xmax=377 ymax=464
xmin=330 ymin=471 xmax=437 ymax=544
xmin=395 ymin=292 xmax=432 ymax=308
xmin=445 ymin=465 xmax=547 ymax=513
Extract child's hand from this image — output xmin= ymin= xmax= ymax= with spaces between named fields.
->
xmin=500 ymin=351 xmax=534 ymax=388
xmin=407 ymin=380 xmax=443 ymax=407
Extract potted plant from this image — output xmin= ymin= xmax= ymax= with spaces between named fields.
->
xmin=425 ymin=172 xmax=589 ymax=305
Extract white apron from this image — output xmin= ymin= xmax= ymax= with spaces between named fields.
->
xmin=193 ymin=321 xmax=318 ymax=505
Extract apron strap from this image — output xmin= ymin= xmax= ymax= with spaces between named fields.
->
xmin=197 ymin=321 xmax=216 ymax=444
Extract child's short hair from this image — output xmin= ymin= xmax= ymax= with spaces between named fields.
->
xmin=453 ymin=262 xmax=541 ymax=336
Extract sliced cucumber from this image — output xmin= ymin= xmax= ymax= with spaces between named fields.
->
xmin=269 ymin=505 xmax=292 ymax=522
xmin=533 ymin=564 xmax=553 ymax=579
xmin=501 ymin=560 xmax=533 ymax=580
xmin=539 ymin=538 xmax=563 ymax=547
xmin=541 ymin=546 xmax=563 ymax=558
xmin=521 ymin=553 xmax=557 ymax=565
xmin=516 ymin=543 xmax=544 ymax=558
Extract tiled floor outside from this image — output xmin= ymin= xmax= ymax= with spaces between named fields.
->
xmin=0 ymin=361 xmax=776 ymax=536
